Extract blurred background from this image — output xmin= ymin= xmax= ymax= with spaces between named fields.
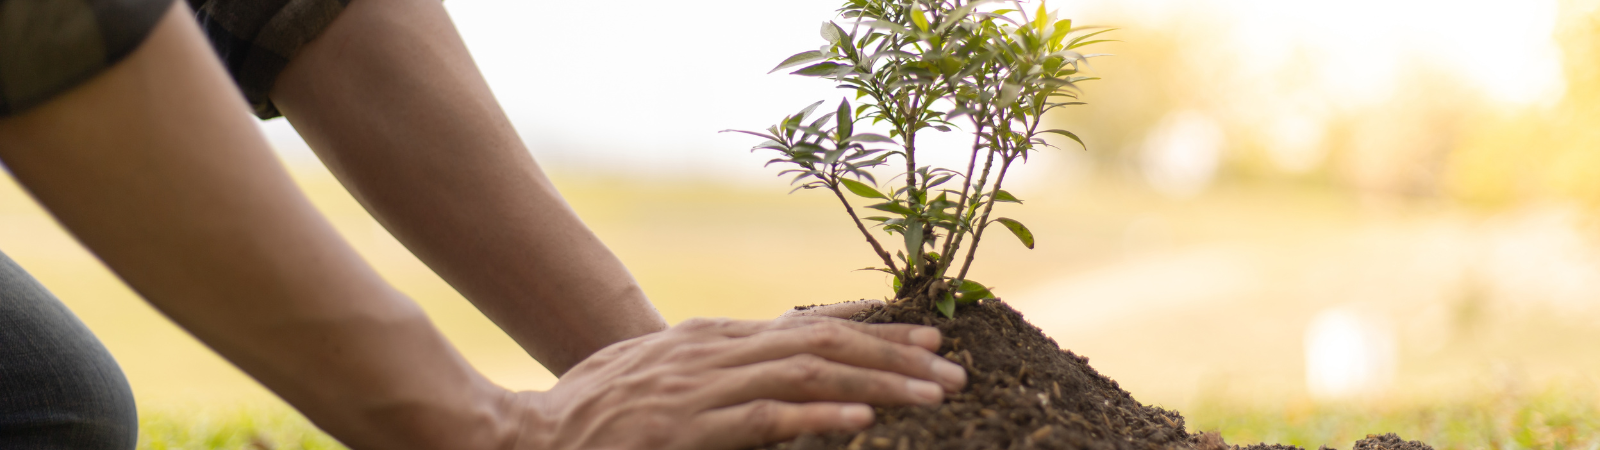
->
xmin=4 ymin=0 xmax=1600 ymax=447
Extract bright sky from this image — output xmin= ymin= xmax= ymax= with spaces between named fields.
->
xmin=261 ymin=0 xmax=1569 ymax=180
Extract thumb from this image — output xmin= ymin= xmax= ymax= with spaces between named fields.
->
xmin=779 ymin=299 xmax=884 ymax=320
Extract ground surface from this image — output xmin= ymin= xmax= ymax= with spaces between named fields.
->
xmin=135 ymin=380 xmax=1600 ymax=450
xmin=763 ymin=300 xmax=1445 ymax=450
xmin=766 ymin=298 xmax=1195 ymax=450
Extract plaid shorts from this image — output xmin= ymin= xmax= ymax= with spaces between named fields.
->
xmin=0 ymin=0 xmax=348 ymax=119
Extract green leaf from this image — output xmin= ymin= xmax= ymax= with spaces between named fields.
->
xmin=998 ymin=82 xmax=1021 ymax=108
xmin=840 ymin=178 xmax=888 ymax=199
xmin=1066 ymin=28 xmax=1115 ymax=49
xmin=829 ymin=22 xmax=856 ymax=57
xmin=1040 ymin=129 xmax=1086 ymax=150
xmin=993 ymin=190 xmax=1022 ymax=203
xmin=993 ymin=217 xmax=1035 ymax=249
xmin=792 ymin=62 xmax=854 ymax=77
xmin=1034 ymin=1 xmax=1049 ymax=31
xmin=821 ymin=22 xmax=843 ymax=43
xmin=952 ymin=280 xmax=994 ymax=304
xmin=836 ymin=100 xmax=853 ymax=139
xmin=846 ymin=133 xmax=896 ymax=144
xmin=795 ymin=100 xmax=827 ymax=122
xmin=770 ymin=51 xmax=828 ymax=74
xmin=911 ymin=4 xmax=930 ymax=32
xmin=937 ymin=291 xmax=956 ymax=318
xmin=904 ymin=219 xmax=924 ymax=275
xmin=1068 ymin=39 xmax=1116 ymax=50
xmin=1050 ymin=19 xmax=1073 ymax=47
xmin=856 ymin=267 xmax=895 ymax=275
xmin=864 ymin=20 xmax=908 ymax=33
xmin=867 ymin=202 xmax=916 ymax=216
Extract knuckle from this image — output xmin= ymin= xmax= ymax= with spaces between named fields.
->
xmin=744 ymin=400 xmax=786 ymax=440
xmin=677 ymin=317 xmax=720 ymax=331
xmin=784 ymin=354 xmax=831 ymax=385
xmin=799 ymin=323 xmax=850 ymax=349
xmin=664 ymin=342 xmax=715 ymax=362
xmin=655 ymin=374 xmax=699 ymax=395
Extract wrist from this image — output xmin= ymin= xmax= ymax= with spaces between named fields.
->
xmin=349 ymin=379 xmax=522 ymax=450
xmin=497 ymin=390 xmax=557 ymax=450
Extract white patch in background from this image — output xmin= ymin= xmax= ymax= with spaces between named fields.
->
xmin=1265 ymin=113 xmax=1327 ymax=174
xmin=1479 ymin=206 xmax=1600 ymax=312
xmin=1139 ymin=111 xmax=1224 ymax=199
xmin=1304 ymin=308 xmax=1397 ymax=401
xmin=233 ymin=0 xmax=1569 ymax=181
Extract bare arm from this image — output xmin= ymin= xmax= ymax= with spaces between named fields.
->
xmin=0 ymin=4 xmax=964 ymax=449
xmin=0 ymin=4 xmax=511 ymax=448
xmin=269 ymin=0 xmax=665 ymax=376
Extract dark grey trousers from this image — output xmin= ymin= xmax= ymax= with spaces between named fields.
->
xmin=0 ymin=250 xmax=137 ymax=449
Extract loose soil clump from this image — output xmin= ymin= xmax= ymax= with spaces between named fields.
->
xmin=760 ymin=299 xmax=1434 ymax=450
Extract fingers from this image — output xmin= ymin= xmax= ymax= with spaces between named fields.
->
xmin=768 ymin=318 xmax=943 ymax=351
xmin=779 ymin=299 xmax=884 ymax=320
xmin=699 ymin=322 xmax=966 ymax=393
xmin=684 ymin=400 xmax=873 ymax=450
xmin=693 ymin=354 xmax=947 ymax=409
xmin=677 ymin=316 xmax=942 ymax=351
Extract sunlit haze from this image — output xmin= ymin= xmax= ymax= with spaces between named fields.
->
xmin=261 ymin=0 xmax=1571 ymax=182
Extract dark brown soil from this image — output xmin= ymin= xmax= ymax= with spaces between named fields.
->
xmin=759 ymin=298 xmax=1435 ymax=450
xmin=1350 ymin=434 xmax=1434 ymax=450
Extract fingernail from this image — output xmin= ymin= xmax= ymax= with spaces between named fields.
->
xmin=909 ymin=328 xmax=941 ymax=349
xmin=931 ymin=359 xmax=967 ymax=391
xmin=840 ymin=404 xmax=874 ymax=428
xmin=906 ymin=379 xmax=944 ymax=404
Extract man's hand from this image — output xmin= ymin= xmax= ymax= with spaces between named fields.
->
xmin=512 ymin=317 xmax=967 ymax=450
xmin=780 ymin=300 xmax=886 ymax=320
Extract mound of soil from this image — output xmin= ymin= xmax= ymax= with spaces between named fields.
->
xmin=760 ymin=299 xmax=1434 ymax=450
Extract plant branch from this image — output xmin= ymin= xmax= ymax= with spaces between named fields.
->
xmin=828 ymin=182 xmax=903 ymax=280
xmin=954 ymin=154 xmax=1014 ymax=283
xmin=936 ymin=120 xmax=986 ymax=275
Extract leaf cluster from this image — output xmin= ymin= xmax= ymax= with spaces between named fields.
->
xmin=727 ymin=0 xmax=1110 ymax=318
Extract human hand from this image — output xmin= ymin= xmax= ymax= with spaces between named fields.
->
xmin=510 ymin=316 xmax=966 ymax=450
xmin=780 ymin=299 xmax=885 ymax=320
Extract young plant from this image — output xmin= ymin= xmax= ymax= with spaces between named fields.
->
xmin=727 ymin=0 xmax=1109 ymax=318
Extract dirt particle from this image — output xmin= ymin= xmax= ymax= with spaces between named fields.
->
xmin=1029 ymin=425 xmax=1054 ymax=441
xmin=846 ymin=433 xmax=866 ymax=450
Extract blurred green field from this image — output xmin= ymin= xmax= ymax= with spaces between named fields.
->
xmin=14 ymin=2 xmax=1600 ymax=437
xmin=137 ymin=386 xmax=1600 ymax=450
xmin=1187 ymin=384 xmax=1600 ymax=449
xmin=3 ymin=161 xmax=1593 ymax=449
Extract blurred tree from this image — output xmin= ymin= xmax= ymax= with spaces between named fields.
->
xmin=1446 ymin=0 xmax=1600 ymax=210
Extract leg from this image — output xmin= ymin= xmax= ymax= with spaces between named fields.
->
xmin=0 ymin=250 xmax=138 ymax=449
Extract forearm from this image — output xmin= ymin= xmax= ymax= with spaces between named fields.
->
xmin=270 ymin=0 xmax=666 ymax=375
xmin=0 ymin=5 xmax=511 ymax=448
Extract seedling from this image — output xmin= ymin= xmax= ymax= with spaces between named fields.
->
xmin=727 ymin=0 xmax=1109 ymax=318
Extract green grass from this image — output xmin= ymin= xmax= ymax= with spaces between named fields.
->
xmin=138 ymin=408 xmax=344 ymax=450
xmin=1186 ymin=387 xmax=1600 ymax=450
xmin=137 ymin=389 xmax=1600 ymax=450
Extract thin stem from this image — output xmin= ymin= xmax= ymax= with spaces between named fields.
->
xmin=954 ymin=155 xmax=1013 ymax=282
xmin=935 ymin=120 xmax=985 ymax=276
xmin=829 ymin=182 xmax=904 ymax=280
xmin=949 ymin=135 xmax=999 ymax=277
